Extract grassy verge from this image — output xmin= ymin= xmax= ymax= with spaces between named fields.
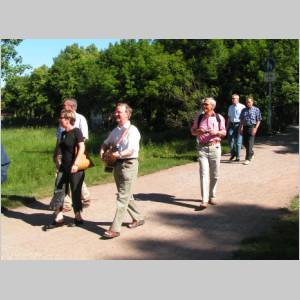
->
xmin=1 ymin=127 xmax=229 ymax=208
xmin=232 ymin=195 xmax=299 ymax=260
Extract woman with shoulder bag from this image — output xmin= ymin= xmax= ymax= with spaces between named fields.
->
xmin=45 ymin=109 xmax=85 ymax=230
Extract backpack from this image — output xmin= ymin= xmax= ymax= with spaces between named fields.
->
xmin=197 ymin=113 xmax=222 ymax=130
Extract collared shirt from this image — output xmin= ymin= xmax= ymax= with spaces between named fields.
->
xmin=104 ymin=121 xmax=141 ymax=158
xmin=191 ymin=112 xmax=226 ymax=145
xmin=56 ymin=112 xmax=89 ymax=141
xmin=228 ymin=103 xmax=245 ymax=123
xmin=240 ymin=106 xmax=262 ymax=126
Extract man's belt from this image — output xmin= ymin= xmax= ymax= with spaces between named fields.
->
xmin=116 ymin=157 xmax=137 ymax=162
xmin=199 ymin=141 xmax=220 ymax=147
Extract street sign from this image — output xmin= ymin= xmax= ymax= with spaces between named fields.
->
xmin=266 ymin=58 xmax=275 ymax=72
xmin=264 ymin=72 xmax=276 ymax=82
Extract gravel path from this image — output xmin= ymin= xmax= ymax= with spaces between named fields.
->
xmin=1 ymin=126 xmax=298 ymax=260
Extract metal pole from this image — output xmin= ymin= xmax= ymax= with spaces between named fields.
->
xmin=268 ymin=80 xmax=272 ymax=133
xmin=267 ymin=43 xmax=273 ymax=134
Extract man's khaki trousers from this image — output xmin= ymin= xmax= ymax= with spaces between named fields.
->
xmin=198 ymin=143 xmax=221 ymax=203
xmin=110 ymin=159 xmax=143 ymax=232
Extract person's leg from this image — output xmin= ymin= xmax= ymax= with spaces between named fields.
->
xmin=248 ymin=134 xmax=255 ymax=160
xmin=70 ymin=171 xmax=85 ymax=215
xmin=81 ymin=181 xmax=91 ymax=207
xmin=198 ymin=148 xmax=209 ymax=204
xmin=48 ymin=171 xmax=67 ymax=227
xmin=243 ymin=129 xmax=250 ymax=160
xmin=110 ymin=160 xmax=140 ymax=233
xmin=236 ymin=133 xmax=243 ymax=160
xmin=232 ymin=124 xmax=240 ymax=159
xmin=208 ymin=145 xmax=221 ymax=201
xmin=227 ymin=127 xmax=235 ymax=158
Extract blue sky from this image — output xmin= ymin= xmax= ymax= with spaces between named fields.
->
xmin=16 ymin=39 xmax=120 ymax=73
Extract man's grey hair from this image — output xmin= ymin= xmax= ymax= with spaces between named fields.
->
xmin=64 ymin=98 xmax=78 ymax=111
xmin=116 ymin=102 xmax=133 ymax=119
xmin=203 ymin=97 xmax=216 ymax=109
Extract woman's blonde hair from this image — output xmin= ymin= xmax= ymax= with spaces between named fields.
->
xmin=60 ymin=109 xmax=76 ymax=125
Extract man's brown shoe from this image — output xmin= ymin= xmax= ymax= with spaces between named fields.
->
xmin=103 ymin=230 xmax=120 ymax=239
xmin=208 ymin=200 xmax=217 ymax=205
xmin=128 ymin=220 xmax=145 ymax=229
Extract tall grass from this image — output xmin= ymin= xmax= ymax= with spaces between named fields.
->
xmin=1 ymin=127 xmax=229 ymax=207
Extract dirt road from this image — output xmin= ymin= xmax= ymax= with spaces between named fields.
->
xmin=1 ymin=126 xmax=298 ymax=260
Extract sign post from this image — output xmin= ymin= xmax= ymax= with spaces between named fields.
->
xmin=265 ymin=50 xmax=275 ymax=134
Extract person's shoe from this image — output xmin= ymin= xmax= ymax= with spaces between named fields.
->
xmin=43 ymin=219 xmax=64 ymax=231
xmin=208 ymin=199 xmax=217 ymax=205
xmin=128 ymin=220 xmax=145 ymax=229
xmin=63 ymin=206 xmax=72 ymax=213
xmin=74 ymin=218 xmax=84 ymax=226
xmin=244 ymin=160 xmax=250 ymax=165
xmin=235 ymin=158 xmax=240 ymax=162
xmin=229 ymin=154 xmax=235 ymax=161
xmin=195 ymin=202 xmax=208 ymax=211
xmin=82 ymin=199 xmax=91 ymax=208
xmin=103 ymin=230 xmax=120 ymax=239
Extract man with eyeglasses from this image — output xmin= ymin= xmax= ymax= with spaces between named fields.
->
xmin=191 ymin=97 xmax=226 ymax=209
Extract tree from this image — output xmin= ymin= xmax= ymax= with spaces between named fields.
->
xmin=0 ymin=39 xmax=30 ymax=81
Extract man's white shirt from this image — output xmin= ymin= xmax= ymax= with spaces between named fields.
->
xmin=104 ymin=121 xmax=140 ymax=159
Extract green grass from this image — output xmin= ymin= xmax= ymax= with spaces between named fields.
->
xmin=1 ymin=127 xmax=230 ymax=208
xmin=232 ymin=195 xmax=299 ymax=260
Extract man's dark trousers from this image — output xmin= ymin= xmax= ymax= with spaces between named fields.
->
xmin=243 ymin=125 xmax=255 ymax=160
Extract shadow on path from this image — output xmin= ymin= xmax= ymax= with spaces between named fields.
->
xmin=135 ymin=193 xmax=200 ymax=210
xmin=1 ymin=194 xmax=50 ymax=211
xmin=111 ymin=199 xmax=291 ymax=260
xmin=2 ymin=207 xmax=126 ymax=237
xmin=256 ymin=125 xmax=299 ymax=154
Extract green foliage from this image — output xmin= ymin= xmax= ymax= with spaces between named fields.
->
xmin=0 ymin=39 xmax=30 ymax=80
xmin=2 ymin=39 xmax=298 ymax=133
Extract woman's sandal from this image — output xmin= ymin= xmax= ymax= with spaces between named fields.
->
xmin=103 ymin=230 xmax=120 ymax=239
xmin=128 ymin=220 xmax=145 ymax=229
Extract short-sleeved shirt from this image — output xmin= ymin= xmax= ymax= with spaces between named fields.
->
xmin=104 ymin=121 xmax=141 ymax=159
xmin=59 ymin=128 xmax=84 ymax=172
xmin=240 ymin=106 xmax=262 ymax=126
xmin=228 ymin=103 xmax=245 ymax=123
xmin=56 ymin=112 xmax=89 ymax=141
xmin=191 ymin=112 xmax=226 ymax=145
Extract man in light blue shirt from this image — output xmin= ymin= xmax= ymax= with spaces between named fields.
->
xmin=227 ymin=94 xmax=245 ymax=161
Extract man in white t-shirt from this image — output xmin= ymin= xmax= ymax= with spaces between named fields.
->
xmin=227 ymin=94 xmax=245 ymax=162
xmin=53 ymin=98 xmax=90 ymax=211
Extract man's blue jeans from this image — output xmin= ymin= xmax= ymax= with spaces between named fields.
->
xmin=228 ymin=123 xmax=243 ymax=159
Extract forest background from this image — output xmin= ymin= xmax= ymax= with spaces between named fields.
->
xmin=1 ymin=39 xmax=299 ymax=133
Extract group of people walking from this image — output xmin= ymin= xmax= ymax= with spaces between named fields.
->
xmin=191 ymin=94 xmax=261 ymax=209
xmin=47 ymin=99 xmax=144 ymax=239
xmin=46 ymin=94 xmax=261 ymax=237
